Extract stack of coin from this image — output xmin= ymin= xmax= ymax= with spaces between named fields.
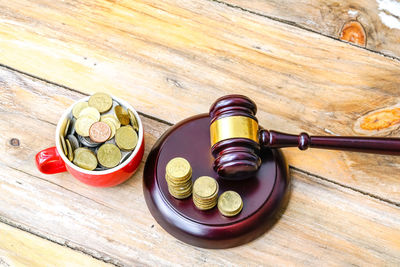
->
xmin=60 ymin=92 xmax=140 ymax=171
xmin=165 ymin=157 xmax=193 ymax=199
xmin=192 ymin=176 xmax=219 ymax=210
xmin=217 ymin=191 xmax=243 ymax=217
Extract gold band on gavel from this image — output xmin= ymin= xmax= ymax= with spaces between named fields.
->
xmin=210 ymin=116 xmax=259 ymax=146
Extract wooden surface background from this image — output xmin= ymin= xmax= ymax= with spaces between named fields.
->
xmin=0 ymin=0 xmax=399 ymax=266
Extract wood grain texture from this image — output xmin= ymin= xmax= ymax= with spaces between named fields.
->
xmin=222 ymin=0 xmax=400 ymax=59
xmin=0 ymin=222 xmax=111 ymax=267
xmin=0 ymin=0 xmax=399 ymax=203
xmin=1 ymin=66 xmax=400 ymax=266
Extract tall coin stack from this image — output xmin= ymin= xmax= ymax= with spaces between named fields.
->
xmin=192 ymin=176 xmax=219 ymax=210
xmin=165 ymin=157 xmax=193 ymax=199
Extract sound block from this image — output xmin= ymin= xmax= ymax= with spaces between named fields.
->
xmin=143 ymin=114 xmax=290 ymax=248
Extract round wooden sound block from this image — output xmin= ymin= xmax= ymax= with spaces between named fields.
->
xmin=143 ymin=114 xmax=290 ymax=248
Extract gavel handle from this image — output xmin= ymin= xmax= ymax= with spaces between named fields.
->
xmin=259 ymin=130 xmax=400 ymax=155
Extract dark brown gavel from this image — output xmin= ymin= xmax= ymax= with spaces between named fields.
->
xmin=210 ymin=95 xmax=400 ymax=180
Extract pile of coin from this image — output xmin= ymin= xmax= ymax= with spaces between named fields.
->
xmin=217 ymin=191 xmax=243 ymax=217
xmin=192 ymin=176 xmax=219 ymax=210
xmin=60 ymin=92 xmax=140 ymax=171
xmin=165 ymin=157 xmax=193 ymax=199
xmin=164 ymin=158 xmax=244 ymax=216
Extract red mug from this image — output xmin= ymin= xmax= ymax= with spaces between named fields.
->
xmin=35 ymin=95 xmax=145 ymax=187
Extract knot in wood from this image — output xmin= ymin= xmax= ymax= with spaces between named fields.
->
xmin=10 ymin=138 xmax=20 ymax=147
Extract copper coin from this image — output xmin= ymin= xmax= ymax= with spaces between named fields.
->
xmin=89 ymin=121 xmax=111 ymax=143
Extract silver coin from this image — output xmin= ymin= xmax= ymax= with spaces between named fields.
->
xmin=77 ymin=134 xmax=100 ymax=147
xmin=94 ymin=166 xmax=108 ymax=171
xmin=67 ymin=134 xmax=80 ymax=151
xmin=68 ymin=118 xmax=76 ymax=135
xmin=120 ymin=150 xmax=132 ymax=164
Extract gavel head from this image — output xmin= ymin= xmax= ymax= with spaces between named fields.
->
xmin=209 ymin=95 xmax=261 ymax=180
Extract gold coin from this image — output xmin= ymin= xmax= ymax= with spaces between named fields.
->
xmin=218 ymin=191 xmax=243 ymax=217
xmin=60 ymin=117 xmax=69 ymax=138
xmin=115 ymin=126 xmax=138 ymax=151
xmin=65 ymin=139 xmax=74 ymax=162
xmin=166 ymin=158 xmax=191 ymax=181
xmin=193 ymin=198 xmax=218 ymax=207
xmin=78 ymin=107 xmax=100 ymax=121
xmin=193 ymin=176 xmax=217 ymax=198
xmin=166 ymin=173 xmax=192 ymax=186
xmin=115 ymin=105 xmax=130 ymax=125
xmin=194 ymin=194 xmax=218 ymax=202
xmin=101 ymin=114 xmax=121 ymax=129
xmin=168 ymin=182 xmax=192 ymax=196
xmin=128 ymin=109 xmax=139 ymax=132
xmin=97 ymin=143 xmax=121 ymax=168
xmin=88 ymin=93 xmax=113 ymax=113
xmin=166 ymin=171 xmax=192 ymax=183
xmin=60 ymin=135 xmax=67 ymax=156
xmin=72 ymin=102 xmax=89 ymax=119
xmin=168 ymin=188 xmax=192 ymax=199
xmin=75 ymin=116 xmax=97 ymax=137
xmin=73 ymin=148 xmax=97 ymax=171
xmin=64 ymin=118 xmax=71 ymax=137
xmin=101 ymin=119 xmax=116 ymax=140
xmin=193 ymin=200 xmax=217 ymax=210
xmin=168 ymin=184 xmax=192 ymax=195
xmin=167 ymin=181 xmax=192 ymax=192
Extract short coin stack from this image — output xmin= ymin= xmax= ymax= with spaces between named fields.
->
xmin=217 ymin=191 xmax=243 ymax=217
xmin=192 ymin=176 xmax=219 ymax=210
xmin=165 ymin=157 xmax=193 ymax=199
xmin=60 ymin=92 xmax=140 ymax=171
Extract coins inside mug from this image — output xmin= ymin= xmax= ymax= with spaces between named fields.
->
xmin=89 ymin=121 xmax=111 ymax=143
xmin=72 ymin=102 xmax=89 ymax=119
xmin=67 ymin=134 xmax=80 ymax=151
xmin=115 ymin=126 xmax=138 ymax=151
xmin=88 ymin=92 xmax=113 ymax=113
xmin=78 ymin=107 xmax=100 ymax=121
xmin=65 ymin=139 xmax=74 ymax=162
xmin=75 ymin=116 xmax=98 ymax=137
xmin=60 ymin=134 xmax=68 ymax=156
xmin=97 ymin=143 xmax=121 ymax=168
xmin=115 ymin=105 xmax=130 ymax=125
xmin=128 ymin=109 xmax=139 ymax=132
xmin=63 ymin=118 xmax=71 ymax=137
xmin=66 ymin=93 xmax=140 ymax=171
xmin=73 ymin=148 xmax=97 ymax=171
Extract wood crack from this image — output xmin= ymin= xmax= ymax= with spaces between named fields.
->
xmin=6 ymin=164 xmax=114 ymax=210
xmin=0 ymin=63 xmax=173 ymax=126
xmin=290 ymin=166 xmax=400 ymax=207
xmin=207 ymin=0 xmax=400 ymax=63
xmin=0 ymin=216 xmax=122 ymax=267
xmin=0 ymin=63 xmax=88 ymax=97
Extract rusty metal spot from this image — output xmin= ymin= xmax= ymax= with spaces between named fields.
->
xmin=10 ymin=138 xmax=20 ymax=147
xmin=340 ymin=20 xmax=366 ymax=47
xmin=360 ymin=108 xmax=400 ymax=130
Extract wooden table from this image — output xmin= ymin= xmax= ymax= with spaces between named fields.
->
xmin=1 ymin=0 xmax=399 ymax=266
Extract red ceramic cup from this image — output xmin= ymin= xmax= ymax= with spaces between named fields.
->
xmin=35 ymin=95 xmax=145 ymax=187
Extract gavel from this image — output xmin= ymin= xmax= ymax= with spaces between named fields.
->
xmin=210 ymin=95 xmax=400 ymax=180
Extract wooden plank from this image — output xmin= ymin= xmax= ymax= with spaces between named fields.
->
xmin=0 ymin=0 xmax=399 ymax=203
xmin=0 ymin=222 xmax=111 ymax=267
xmin=222 ymin=0 xmax=400 ymax=59
xmin=0 ymin=66 xmax=399 ymax=265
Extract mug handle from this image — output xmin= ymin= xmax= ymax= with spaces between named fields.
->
xmin=35 ymin=147 xmax=67 ymax=174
